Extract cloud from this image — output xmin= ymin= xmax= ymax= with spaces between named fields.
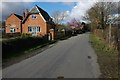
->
xmin=62 ymin=2 xmax=74 ymax=6
xmin=2 ymin=0 xmax=37 ymax=2
xmin=2 ymin=2 xmax=32 ymax=20
xmin=1 ymin=0 xmax=119 ymax=21
xmin=2 ymin=0 xmax=120 ymax=2
xmin=2 ymin=0 xmax=76 ymax=2
xmin=0 ymin=2 xmax=2 ymax=21
xmin=69 ymin=0 xmax=96 ymax=21
xmin=51 ymin=10 xmax=70 ymax=24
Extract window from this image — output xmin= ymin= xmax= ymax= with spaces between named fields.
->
xmin=10 ymin=28 xmax=16 ymax=33
xmin=28 ymin=27 xmax=40 ymax=32
xmin=32 ymin=15 xmax=37 ymax=19
xmin=28 ymin=27 xmax=32 ymax=32
xmin=37 ymin=27 xmax=40 ymax=32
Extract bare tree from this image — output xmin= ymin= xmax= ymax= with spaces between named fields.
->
xmin=51 ymin=10 xmax=69 ymax=24
xmin=86 ymin=2 xmax=118 ymax=30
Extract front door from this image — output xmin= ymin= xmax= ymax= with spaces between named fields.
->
xmin=32 ymin=27 xmax=37 ymax=36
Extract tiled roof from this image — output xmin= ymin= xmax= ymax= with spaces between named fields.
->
xmin=23 ymin=5 xmax=54 ymax=25
xmin=14 ymin=14 xmax=23 ymax=20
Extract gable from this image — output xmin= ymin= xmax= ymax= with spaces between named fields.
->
xmin=29 ymin=6 xmax=39 ymax=14
xmin=22 ymin=5 xmax=54 ymax=25
xmin=6 ymin=14 xmax=21 ymax=22
xmin=25 ymin=14 xmax=45 ymax=24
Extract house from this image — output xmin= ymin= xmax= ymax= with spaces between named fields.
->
xmin=5 ymin=14 xmax=22 ymax=33
xmin=5 ymin=5 xmax=55 ymax=37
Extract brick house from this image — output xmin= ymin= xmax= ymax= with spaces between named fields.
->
xmin=5 ymin=5 xmax=55 ymax=37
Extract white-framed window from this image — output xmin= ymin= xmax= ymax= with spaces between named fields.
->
xmin=28 ymin=26 xmax=41 ymax=32
xmin=32 ymin=15 xmax=37 ymax=19
xmin=10 ymin=28 xmax=16 ymax=33
xmin=37 ymin=27 xmax=40 ymax=32
xmin=28 ymin=27 xmax=32 ymax=32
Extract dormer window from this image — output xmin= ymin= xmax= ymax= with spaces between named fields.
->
xmin=32 ymin=15 xmax=37 ymax=19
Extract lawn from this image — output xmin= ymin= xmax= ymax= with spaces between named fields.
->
xmin=90 ymin=33 xmax=119 ymax=78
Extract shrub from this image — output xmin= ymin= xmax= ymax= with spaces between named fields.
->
xmin=2 ymin=34 xmax=49 ymax=59
xmin=20 ymin=33 xmax=32 ymax=38
xmin=2 ymin=32 xmax=21 ymax=38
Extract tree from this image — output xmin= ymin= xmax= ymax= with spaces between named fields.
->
xmin=2 ymin=21 xmax=5 ymax=28
xmin=86 ymin=2 xmax=118 ymax=31
xmin=51 ymin=10 xmax=69 ymax=24
xmin=66 ymin=18 xmax=81 ymax=28
xmin=86 ymin=2 xmax=119 ymax=48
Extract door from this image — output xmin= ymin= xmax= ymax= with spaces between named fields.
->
xmin=32 ymin=27 xmax=37 ymax=36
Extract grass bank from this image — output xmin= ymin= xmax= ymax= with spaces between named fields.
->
xmin=90 ymin=34 xmax=119 ymax=78
xmin=3 ymin=34 xmax=75 ymax=62
xmin=3 ymin=40 xmax=57 ymax=62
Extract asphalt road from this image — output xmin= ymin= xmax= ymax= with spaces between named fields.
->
xmin=2 ymin=33 xmax=101 ymax=78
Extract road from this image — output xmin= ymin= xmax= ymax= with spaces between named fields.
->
xmin=2 ymin=33 xmax=101 ymax=78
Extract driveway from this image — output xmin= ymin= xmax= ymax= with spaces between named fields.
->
xmin=2 ymin=33 xmax=101 ymax=78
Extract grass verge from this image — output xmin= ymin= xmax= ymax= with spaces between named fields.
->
xmin=3 ymin=35 xmax=74 ymax=62
xmin=3 ymin=40 xmax=57 ymax=62
xmin=90 ymin=33 xmax=119 ymax=78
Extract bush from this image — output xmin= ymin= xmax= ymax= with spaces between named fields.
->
xmin=2 ymin=34 xmax=49 ymax=59
xmin=2 ymin=32 xmax=21 ymax=38
xmin=21 ymin=33 xmax=32 ymax=38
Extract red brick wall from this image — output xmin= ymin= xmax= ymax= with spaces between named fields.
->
xmin=22 ymin=14 xmax=47 ymax=36
xmin=6 ymin=14 xmax=21 ymax=33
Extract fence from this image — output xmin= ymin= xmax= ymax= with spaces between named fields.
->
xmin=93 ymin=25 xmax=119 ymax=51
xmin=55 ymin=30 xmax=72 ymax=40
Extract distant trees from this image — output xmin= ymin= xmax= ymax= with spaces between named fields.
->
xmin=86 ymin=2 xmax=118 ymax=31
xmin=86 ymin=2 xmax=119 ymax=50
xmin=66 ymin=18 xmax=81 ymax=28
xmin=2 ymin=21 xmax=5 ymax=28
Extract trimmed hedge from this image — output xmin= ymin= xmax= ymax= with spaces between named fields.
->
xmin=55 ymin=30 xmax=72 ymax=40
xmin=2 ymin=35 xmax=49 ymax=59
xmin=2 ymin=32 xmax=21 ymax=38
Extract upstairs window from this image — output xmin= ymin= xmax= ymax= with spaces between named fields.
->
xmin=32 ymin=15 xmax=37 ymax=19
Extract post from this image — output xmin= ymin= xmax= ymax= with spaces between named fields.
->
xmin=109 ymin=23 xmax=111 ymax=46
xmin=49 ymin=29 xmax=55 ymax=40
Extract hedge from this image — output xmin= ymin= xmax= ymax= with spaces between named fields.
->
xmin=2 ymin=34 xmax=49 ymax=59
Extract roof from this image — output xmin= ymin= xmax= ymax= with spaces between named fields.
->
xmin=22 ymin=5 xmax=54 ymax=25
xmin=14 ymin=14 xmax=23 ymax=20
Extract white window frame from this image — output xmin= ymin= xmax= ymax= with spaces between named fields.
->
xmin=28 ymin=26 xmax=41 ymax=33
xmin=37 ymin=27 xmax=40 ymax=32
xmin=28 ymin=27 xmax=32 ymax=32
xmin=32 ymin=14 xmax=37 ymax=19
xmin=10 ymin=28 xmax=16 ymax=33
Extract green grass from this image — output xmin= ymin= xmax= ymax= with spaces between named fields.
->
xmin=90 ymin=34 xmax=119 ymax=78
xmin=3 ymin=40 xmax=57 ymax=62
xmin=0 ymin=38 xmax=10 ymax=41
xmin=0 ymin=37 xmax=19 ymax=41
xmin=3 ymin=34 xmax=74 ymax=63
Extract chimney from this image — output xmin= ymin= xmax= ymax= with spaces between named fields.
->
xmin=22 ymin=12 xmax=25 ymax=19
xmin=25 ymin=9 xmax=29 ymax=17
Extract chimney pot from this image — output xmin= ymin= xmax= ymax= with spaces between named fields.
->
xmin=22 ymin=12 xmax=25 ymax=19
xmin=25 ymin=9 xmax=29 ymax=16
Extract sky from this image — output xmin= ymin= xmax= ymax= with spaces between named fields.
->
xmin=1 ymin=0 xmax=120 ymax=23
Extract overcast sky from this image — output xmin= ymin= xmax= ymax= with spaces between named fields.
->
xmin=1 ymin=0 xmax=120 ymax=23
